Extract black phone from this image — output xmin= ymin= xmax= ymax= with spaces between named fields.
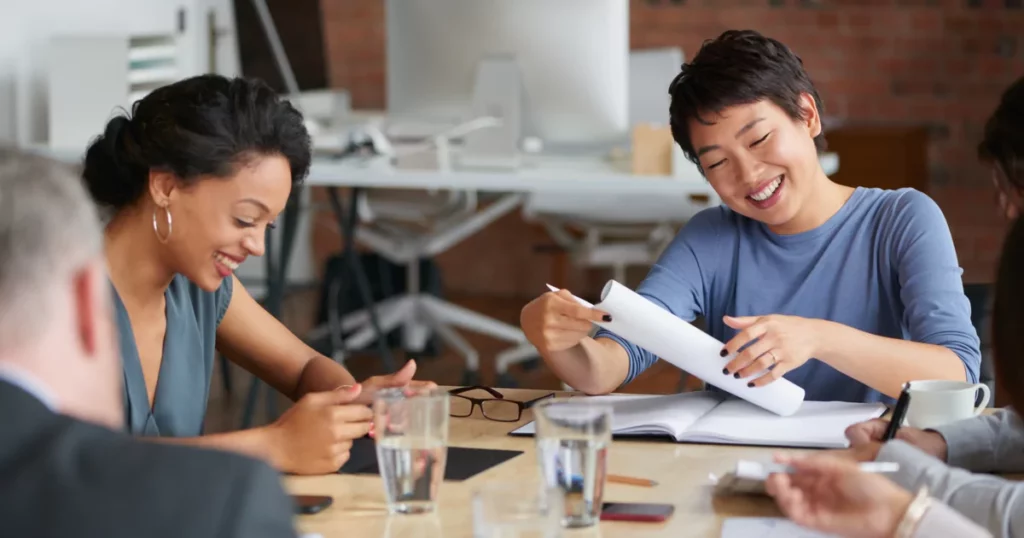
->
xmin=293 ymin=495 xmax=333 ymax=515
xmin=600 ymin=502 xmax=675 ymax=522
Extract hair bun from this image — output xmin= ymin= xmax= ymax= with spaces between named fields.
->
xmin=82 ymin=116 xmax=147 ymax=210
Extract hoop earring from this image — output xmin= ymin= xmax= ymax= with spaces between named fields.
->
xmin=152 ymin=205 xmax=173 ymax=244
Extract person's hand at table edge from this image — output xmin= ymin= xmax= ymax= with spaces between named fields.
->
xmin=765 ymin=452 xmax=914 ymax=538
xmin=353 ymin=359 xmax=438 ymax=406
xmin=264 ymin=384 xmax=373 ymax=474
xmin=845 ymin=418 xmax=949 ymax=461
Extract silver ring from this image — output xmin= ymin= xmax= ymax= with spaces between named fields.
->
xmin=768 ymin=351 xmax=778 ymax=365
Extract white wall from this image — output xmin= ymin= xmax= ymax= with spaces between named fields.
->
xmin=0 ymin=0 xmax=240 ymax=146
xmin=0 ymin=0 xmax=316 ymax=291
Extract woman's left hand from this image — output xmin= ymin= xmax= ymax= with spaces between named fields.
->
xmin=355 ymin=359 xmax=438 ymax=405
xmin=721 ymin=314 xmax=825 ymax=387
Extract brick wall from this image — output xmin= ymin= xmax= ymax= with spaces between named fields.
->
xmin=316 ymin=0 xmax=1024 ymax=296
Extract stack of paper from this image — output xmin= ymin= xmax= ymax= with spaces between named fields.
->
xmin=721 ymin=518 xmax=839 ymax=538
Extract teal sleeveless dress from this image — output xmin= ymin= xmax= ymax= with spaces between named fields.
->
xmin=112 ymin=275 xmax=233 ymax=437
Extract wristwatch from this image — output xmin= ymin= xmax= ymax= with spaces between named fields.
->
xmin=894 ymin=485 xmax=934 ymax=538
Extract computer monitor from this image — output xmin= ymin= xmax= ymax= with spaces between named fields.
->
xmin=385 ymin=0 xmax=629 ymax=148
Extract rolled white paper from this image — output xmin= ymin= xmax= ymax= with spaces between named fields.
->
xmin=550 ymin=280 xmax=806 ymax=416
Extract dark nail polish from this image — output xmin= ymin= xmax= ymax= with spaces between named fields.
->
xmin=722 ymin=368 xmax=729 ymax=375
xmin=602 ymin=314 xmax=612 ymax=322
xmin=719 ymin=349 xmax=728 ymax=357
xmin=747 ymin=382 xmax=754 ymax=387
xmin=734 ymin=373 xmax=740 ymax=379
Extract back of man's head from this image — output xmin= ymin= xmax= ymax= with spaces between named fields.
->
xmin=0 ymin=148 xmax=122 ymax=428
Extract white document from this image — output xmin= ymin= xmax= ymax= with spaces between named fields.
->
xmin=550 ymin=280 xmax=805 ymax=416
xmin=512 ymin=391 xmax=885 ymax=449
xmin=721 ymin=518 xmax=839 ymax=538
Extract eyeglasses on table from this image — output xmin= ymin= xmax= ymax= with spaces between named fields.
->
xmin=448 ymin=386 xmax=555 ymax=422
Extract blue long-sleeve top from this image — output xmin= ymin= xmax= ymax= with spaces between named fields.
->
xmin=595 ymin=187 xmax=981 ymax=404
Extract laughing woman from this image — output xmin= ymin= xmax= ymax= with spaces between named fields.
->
xmin=519 ymin=30 xmax=980 ymax=403
xmin=82 ymin=74 xmax=433 ymax=475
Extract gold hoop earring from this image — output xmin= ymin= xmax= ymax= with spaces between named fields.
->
xmin=152 ymin=205 xmax=173 ymax=244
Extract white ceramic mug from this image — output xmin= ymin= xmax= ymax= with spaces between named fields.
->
xmin=904 ymin=380 xmax=991 ymax=429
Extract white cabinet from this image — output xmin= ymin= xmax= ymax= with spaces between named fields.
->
xmin=48 ymin=34 xmax=180 ymax=152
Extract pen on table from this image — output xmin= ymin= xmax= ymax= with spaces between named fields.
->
xmin=882 ymin=382 xmax=912 ymax=442
xmin=763 ymin=461 xmax=901 ymax=475
xmin=608 ymin=474 xmax=658 ymax=487
xmin=570 ymin=474 xmax=659 ymax=488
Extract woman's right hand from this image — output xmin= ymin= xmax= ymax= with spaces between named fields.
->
xmin=265 ymin=384 xmax=373 ymax=474
xmin=520 ymin=290 xmax=611 ymax=354
xmin=845 ymin=418 xmax=949 ymax=461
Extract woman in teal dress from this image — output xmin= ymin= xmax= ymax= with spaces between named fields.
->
xmin=80 ymin=74 xmax=434 ymax=475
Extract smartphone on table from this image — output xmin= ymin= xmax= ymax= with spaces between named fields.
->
xmin=293 ymin=495 xmax=333 ymax=515
xmin=600 ymin=502 xmax=675 ymax=522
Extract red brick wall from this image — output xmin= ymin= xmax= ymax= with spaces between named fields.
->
xmin=317 ymin=0 xmax=1024 ymax=294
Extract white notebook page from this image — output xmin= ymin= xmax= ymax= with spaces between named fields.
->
xmin=687 ymin=399 xmax=887 ymax=448
xmin=513 ymin=392 xmax=724 ymax=438
xmin=596 ymin=392 xmax=724 ymax=438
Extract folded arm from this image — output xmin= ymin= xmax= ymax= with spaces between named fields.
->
xmin=147 ymin=427 xmax=281 ymax=467
xmin=815 ymin=321 xmax=968 ymax=398
xmin=932 ymin=409 xmax=1024 ymax=473
xmin=913 ymin=501 xmax=993 ymax=538
xmin=822 ymin=191 xmax=980 ymax=397
xmin=879 ymin=440 xmax=1024 ymax=537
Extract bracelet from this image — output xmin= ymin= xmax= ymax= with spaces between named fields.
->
xmin=894 ymin=486 xmax=934 ymax=538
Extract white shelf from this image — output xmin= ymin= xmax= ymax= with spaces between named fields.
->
xmin=128 ymin=45 xmax=178 ymax=64
xmin=128 ymin=66 xmax=179 ymax=86
xmin=48 ymin=33 xmax=180 ymax=151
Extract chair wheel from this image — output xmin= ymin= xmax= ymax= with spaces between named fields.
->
xmin=496 ymin=373 xmax=519 ymax=388
xmin=461 ymin=370 xmax=480 ymax=387
xmin=520 ymin=358 xmax=541 ymax=371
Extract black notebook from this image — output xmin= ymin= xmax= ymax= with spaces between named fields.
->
xmin=337 ymin=437 xmax=522 ymax=481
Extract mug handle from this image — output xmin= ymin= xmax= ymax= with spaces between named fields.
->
xmin=972 ymin=383 xmax=992 ymax=416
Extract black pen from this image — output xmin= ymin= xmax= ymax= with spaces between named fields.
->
xmin=882 ymin=383 xmax=912 ymax=442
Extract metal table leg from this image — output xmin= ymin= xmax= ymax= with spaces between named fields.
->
xmin=326 ymin=187 xmax=395 ymax=373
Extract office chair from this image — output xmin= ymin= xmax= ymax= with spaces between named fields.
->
xmin=494 ymin=47 xmax=717 ymax=382
xmin=308 ymin=185 xmax=529 ymax=385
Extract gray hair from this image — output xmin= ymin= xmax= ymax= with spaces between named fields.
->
xmin=0 ymin=148 xmax=103 ymax=351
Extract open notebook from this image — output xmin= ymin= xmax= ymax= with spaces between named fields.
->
xmin=511 ymin=391 xmax=886 ymax=449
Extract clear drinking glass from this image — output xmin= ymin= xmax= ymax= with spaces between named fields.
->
xmin=533 ymin=399 xmax=613 ymax=528
xmin=373 ymin=387 xmax=450 ymax=515
xmin=472 ymin=482 xmax=564 ymax=538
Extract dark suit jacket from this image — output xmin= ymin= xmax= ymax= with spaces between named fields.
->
xmin=0 ymin=380 xmax=298 ymax=538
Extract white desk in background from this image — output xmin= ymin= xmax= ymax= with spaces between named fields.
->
xmin=18 ymin=142 xmax=838 ymax=388
xmin=300 ymin=150 xmax=840 ymax=387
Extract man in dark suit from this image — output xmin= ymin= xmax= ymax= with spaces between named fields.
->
xmin=0 ymin=149 xmax=298 ymax=538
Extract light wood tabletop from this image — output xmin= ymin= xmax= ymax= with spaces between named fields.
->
xmin=283 ymin=387 xmax=820 ymax=538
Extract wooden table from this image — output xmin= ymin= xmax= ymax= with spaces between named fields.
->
xmin=285 ymin=388 xmax=809 ymax=537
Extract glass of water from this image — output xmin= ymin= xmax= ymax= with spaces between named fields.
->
xmin=373 ymin=387 xmax=450 ymax=515
xmin=472 ymin=482 xmax=564 ymax=538
xmin=533 ymin=399 xmax=612 ymax=528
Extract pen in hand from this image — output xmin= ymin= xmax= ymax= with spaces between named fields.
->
xmin=882 ymin=382 xmax=912 ymax=442
xmin=760 ymin=461 xmax=901 ymax=475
